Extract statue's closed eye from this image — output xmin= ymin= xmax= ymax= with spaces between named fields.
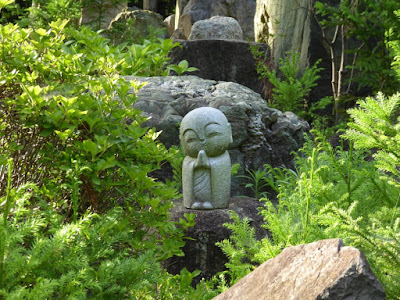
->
xmin=186 ymin=137 xmax=197 ymax=143
xmin=183 ymin=130 xmax=199 ymax=143
xmin=206 ymin=131 xmax=222 ymax=138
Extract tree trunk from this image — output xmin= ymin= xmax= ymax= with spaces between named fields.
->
xmin=255 ymin=0 xmax=314 ymax=71
xmin=175 ymin=0 xmax=182 ymax=30
xmin=143 ymin=0 xmax=157 ymax=11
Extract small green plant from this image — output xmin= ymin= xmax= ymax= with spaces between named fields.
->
xmin=238 ymin=168 xmax=271 ymax=199
xmin=251 ymin=48 xmax=324 ymax=120
xmin=214 ymin=211 xmax=261 ymax=289
xmin=168 ymin=145 xmax=185 ymax=191
xmin=231 ymin=163 xmax=241 ymax=177
xmin=167 ymin=59 xmax=199 ymax=76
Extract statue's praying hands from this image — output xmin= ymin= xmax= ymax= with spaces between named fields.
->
xmin=180 ymin=107 xmax=233 ymax=210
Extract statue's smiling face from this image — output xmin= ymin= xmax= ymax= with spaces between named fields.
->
xmin=180 ymin=108 xmax=233 ymax=158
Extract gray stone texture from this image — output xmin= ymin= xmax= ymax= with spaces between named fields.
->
xmin=81 ymin=0 xmax=128 ymax=29
xmin=189 ymin=16 xmax=243 ymax=40
xmin=108 ymin=9 xmax=169 ymax=41
xmin=215 ymin=239 xmax=385 ymax=300
xmin=179 ymin=0 xmax=213 ymax=39
xmin=164 ymin=14 xmax=175 ymax=35
xmin=179 ymin=0 xmax=256 ymax=41
xmin=125 ymin=75 xmax=309 ymax=196
xmin=164 ymin=197 xmax=268 ymax=284
xmin=168 ymin=39 xmax=270 ymax=97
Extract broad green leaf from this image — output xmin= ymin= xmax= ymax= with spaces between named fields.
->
xmin=82 ymin=139 xmax=98 ymax=157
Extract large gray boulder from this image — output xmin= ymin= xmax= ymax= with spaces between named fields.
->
xmin=215 ymin=239 xmax=385 ymax=300
xmin=81 ymin=0 xmax=128 ymax=30
xmin=178 ymin=0 xmax=256 ymax=41
xmin=211 ymin=0 xmax=256 ymax=41
xmin=125 ymin=76 xmax=309 ymax=196
xmin=108 ymin=9 xmax=168 ymax=44
xmin=164 ymin=14 xmax=175 ymax=35
xmin=189 ymin=16 xmax=243 ymax=40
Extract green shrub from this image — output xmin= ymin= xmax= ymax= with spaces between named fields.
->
xmin=0 ymin=12 xmax=205 ymax=298
xmin=0 ymin=160 xmax=201 ymax=298
xmin=216 ymin=132 xmax=400 ymax=298
xmin=28 ymin=0 xmax=82 ymax=29
xmin=251 ymin=47 xmax=326 ymax=121
xmin=315 ymin=0 xmax=400 ymax=96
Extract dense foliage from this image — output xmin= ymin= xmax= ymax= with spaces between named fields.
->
xmin=315 ymin=0 xmax=400 ymax=96
xmin=0 ymin=1 xmax=209 ymax=298
xmin=1 ymin=0 xmax=400 ymax=299
xmin=218 ymin=131 xmax=400 ymax=298
xmin=216 ymin=7 xmax=400 ymax=298
xmin=251 ymin=47 xmax=326 ymax=121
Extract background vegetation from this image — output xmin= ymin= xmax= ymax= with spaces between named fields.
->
xmin=0 ymin=0 xmax=399 ymax=299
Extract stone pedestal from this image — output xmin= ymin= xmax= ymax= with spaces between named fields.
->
xmin=164 ymin=197 xmax=268 ymax=284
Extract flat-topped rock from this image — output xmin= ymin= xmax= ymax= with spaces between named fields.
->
xmin=164 ymin=197 xmax=268 ymax=284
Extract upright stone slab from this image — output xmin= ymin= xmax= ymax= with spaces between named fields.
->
xmin=180 ymin=107 xmax=232 ymax=209
xmin=168 ymin=40 xmax=270 ymax=97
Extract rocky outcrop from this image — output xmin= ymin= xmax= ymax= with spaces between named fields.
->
xmin=164 ymin=14 xmax=175 ymax=35
xmin=81 ymin=0 xmax=128 ymax=30
xmin=211 ymin=0 xmax=256 ymax=41
xmin=108 ymin=9 xmax=169 ymax=43
xmin=214 ymin=239 xmax=385 ymax=300
xmin=179 ymin=0 xmax=213 ymax=39
xmin=164 ymin=197 xmax=267 ymax=284
xmin=189 ymin=16 xmax=243 ymax=40
xmin=125 ymin=75 xmax=309 ymax=196
xmin=168 ymin=39 xmax=269 ymax=96
xmin=178 ymin=0 xmax=256 ymax=41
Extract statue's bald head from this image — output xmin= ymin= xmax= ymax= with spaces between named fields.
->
xmin=180 ymin=107 xmax=232 ymax=158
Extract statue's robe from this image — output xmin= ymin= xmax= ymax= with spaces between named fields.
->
xmin=182 ymin=151 xmax=231 ymax=209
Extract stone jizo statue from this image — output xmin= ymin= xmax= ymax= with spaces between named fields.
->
xmin=180 ymin=107 xmax=232 ymax=209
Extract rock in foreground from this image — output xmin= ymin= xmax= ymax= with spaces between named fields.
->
xmin=214 ymin=238 xmax=385 ymax=300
